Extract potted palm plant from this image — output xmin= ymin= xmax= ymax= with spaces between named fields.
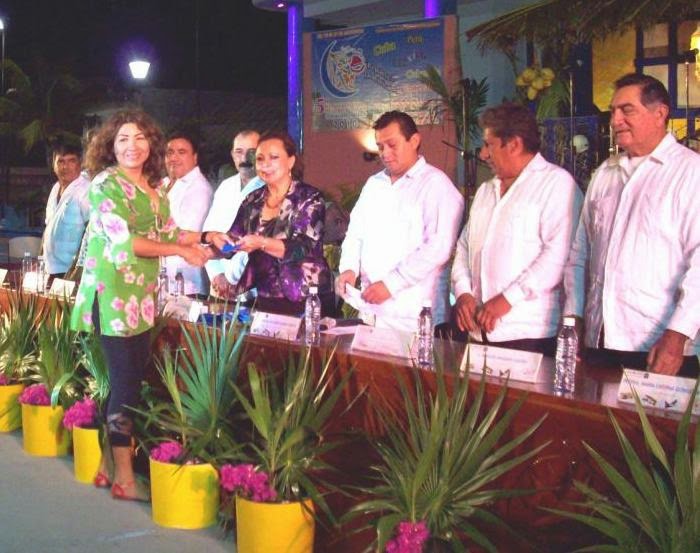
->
xmin=345 ymin=364 xmax=549 ymax=552
xmin=548 ymin=382 xmax=700 ymax=551
xmin=134 ymin=312 xmax=248 ymax=529
xmin=223 ymin=346 xmax=353 ymax=553
xmin=21 ymin=298 xmax=81 ymax=456
xmin=62 ymin=333 xmax=110 ymax=483
xmin=0 ymin=290 xmax=45 ymax=431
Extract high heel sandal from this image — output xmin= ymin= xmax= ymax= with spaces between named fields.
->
xmin=111 ymin=481 xmax=150 ymax=503
xmin=93 ymin=472 xmax=112 ymax=488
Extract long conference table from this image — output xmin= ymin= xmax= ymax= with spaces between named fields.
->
xmin=2 ymin=287 xmax=694 ymax=552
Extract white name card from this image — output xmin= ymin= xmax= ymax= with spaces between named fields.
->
xmin=22 ymin=271 xmax=49 ymax=294
xmin=350 ymin=325 xmax=415 ymax=360
xmin=0 ymin=269 xmax=6 ymax=285
xmin=250 ymin=311 xmax=302 ymax=342
xmin=460 ymin=343 xmax=544 ymax=383
xmin=48 ymin=278 xmax=76 ymax=298
xmin=617 ymin=368 xmax=700 ymax=415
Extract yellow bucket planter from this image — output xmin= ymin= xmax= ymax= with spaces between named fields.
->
xmin=21 ymin=404 xmax=70 ymax=456
xmin=0 ymin=384 xmax=24 ymax=432
xmin=150 ymin=458 xmax=220 ymax=529
xmin=72 ymin=426 xmax=101 ymax=484
xmin=236 ymin=496 xmax=315 ymax=553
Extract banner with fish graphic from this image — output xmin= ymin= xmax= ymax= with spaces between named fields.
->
xmin=311 ymin=18 xmax=444 ymax=132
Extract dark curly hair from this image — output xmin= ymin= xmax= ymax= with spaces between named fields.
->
xmin=84 ymin=109 xmax=166 ymax=187
xmin=257 ymin=130 xmax=304 ymax=181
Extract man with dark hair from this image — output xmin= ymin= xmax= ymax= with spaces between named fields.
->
xmin=564 ymin=73 xmax=700 ymax=376
xmin=42 ymin=143 xmax=90 ymax=278
xmin=202 ymin=129 xmax=264 ymax=298
xmin=337 ymin=111 xmax=463 ymax=331
xmin=164 ymin=131 xmax=213 ymax=295
xmin=451 ymin=102 xmax=581 ymax=354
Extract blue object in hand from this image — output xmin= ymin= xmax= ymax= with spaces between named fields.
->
xmin=220 ymin=242 xmax=240 ymax=259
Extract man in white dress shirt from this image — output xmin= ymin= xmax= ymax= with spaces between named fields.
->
xmin=202 ymin=129 xmax=264 ymax=298
xmin=42 ymin=144 xmax=91 ymax=278
xmin=337 ymin=111 xmax=464 ymax=332
xmin=164 ymin=131 xmax=213 ymax=296
xmin=451 ymin=103 xmax=582 ymax=355
xmin=564 ymin=73 xmax=700 ymax=377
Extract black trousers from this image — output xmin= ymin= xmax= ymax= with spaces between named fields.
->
xmin=93 ymin=301 xmax=151 ymax=446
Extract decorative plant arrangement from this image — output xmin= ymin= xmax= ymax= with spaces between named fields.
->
xmin=63 ymin=334 xmax=110 ymax=483
xmin=18 ymin=299 xmax=81 ymax=457
xmin=345 ymin=365 xmax=549 ymax=552
xmin=515 ymin=65 xmax=555 ymax=100
xmin=228 ymin=346 xmax=353 ymax=553
xmin=549 ymin=382 xmax=700 ymax=552
xmin=134 ymin=311 xmax=248 ymax=529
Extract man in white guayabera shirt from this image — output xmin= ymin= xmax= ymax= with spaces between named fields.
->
xmin=42 ymin=144 xmax=91 ymax=278
xmin=564 ymin=73 xmax=700 ymax=377
xmin=202 ymin=129 xmax=264 ymax=299
xmin=163 ymin=130 xmax=213 ymax=296
xmin=337 ymin=110 xmax=464 ymax=332
xmin=451 ymin=102 xmax=582 ymax=356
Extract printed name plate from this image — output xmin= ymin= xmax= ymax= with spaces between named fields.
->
xmin=0 ymin=269 xmax=6 ymax=285
xmin=187 ymin=301 xmax=205 ymax=323
xmin=350 ymin=325 xmax=415 ymax=360
xmin=48 ymin=278 xmax=76 ymax=298
xmin=22 ymin=271 xmax=49 ymax=294
xmin=617 ymin=368 xmax=700 ymax=415
xmin=460 ymin=343 xmax=544 ymax=383
xmin=250 ymin=311 xmax=302 ymax=342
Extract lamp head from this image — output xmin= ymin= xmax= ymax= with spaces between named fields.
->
xmin=129 ymin=60 xmax=150 ymax=80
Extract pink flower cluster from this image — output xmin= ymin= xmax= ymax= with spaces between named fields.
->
xmin=63 ymin=397 xmax=98 ymax=430
xmin=0 ymin=374 xmax=10 ymax=386
xmin=150 ymin=440 xmax=184 ymax=463
xmin=219 ymin=463 xmax=277 ymax=503
xmin=18 ymin=384 xmax=50 ymax=406
xmin=385 ymin=521 xmax=430 ymax=553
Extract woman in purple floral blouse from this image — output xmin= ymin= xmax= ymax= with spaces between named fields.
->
xmin=228 ymin=131 xmax=334 ymax=316
xmin=71 ymin=110 xmax=229 ymax=502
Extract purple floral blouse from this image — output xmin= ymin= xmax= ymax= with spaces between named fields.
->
xmin=230 ymin=180 xmax=331 ymax=302
xmin=71 ymin=168 xmax=179 ymax=337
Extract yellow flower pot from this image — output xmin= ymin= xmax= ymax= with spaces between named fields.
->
xmin=73 ymin=426 xmax=101 ymax=484
xmin=150 ymin=458 xmax=219 ymax=529
xmin=0 ymin=384 xmax=24 ymax=432
xmin=21 ymin=404 xmax=70 ymax=456
xmin=236 ymin=496 xmax=315 ymax=553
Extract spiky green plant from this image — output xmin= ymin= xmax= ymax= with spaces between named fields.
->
xmin=134 ymin=310 xmax=248 ymax=463
xmin=0 ymin=290 xmax=46 ymax=382
xmin=547 ymin=381 xmax=700 ymax=552
xmin=234 ymin=346 xmax=353 ymax=520
xmin=77 ymin=332 xmax=110 ymax=409
xmin=31 ymin=299 xmax=82 ymax=407
xmin=346 ymin=365 xmax=549 ymax=552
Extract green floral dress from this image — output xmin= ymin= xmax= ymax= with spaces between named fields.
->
xmin=71 ymin=167 xmax=179 ymax=337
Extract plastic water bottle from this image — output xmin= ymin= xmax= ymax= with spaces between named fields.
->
xmin=21 ymin=252 xmax=32 ymax=288
xmin=36 ymin=256 xmax=46 ymax=294
xmin=157 ymin=264 xmax=169 ymax=312
xmin=417 ymin=301 xmax=433 ymax=368
xmin=304 ymin=285 xmax=321 ymax=346
xmin=174 ymin=269 xmax=185 ymax=297
xmin=554 ymin=316 xmax=579 ymax=394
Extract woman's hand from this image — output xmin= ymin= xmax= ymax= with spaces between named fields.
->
xmin=205 ymin=232 xmax=235 ymax=251
xmin=179 ymin=243 xmax=212 ymax=267
xmin=235 ymin=234 xmax=266 ymax=253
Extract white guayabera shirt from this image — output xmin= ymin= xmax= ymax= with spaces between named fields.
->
xmin=564 ymin=133 xmax=700 ymax=354
xmin=452 ymin=153 xmax=582 ymax=343
xmin=164 ymin=166 xmax=213 ymax=295
xmin=339 ymin=156 xmax=464 ymax=331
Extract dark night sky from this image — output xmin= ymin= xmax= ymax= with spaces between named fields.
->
xmin=1 ymin=0 xmax=289 ymax=95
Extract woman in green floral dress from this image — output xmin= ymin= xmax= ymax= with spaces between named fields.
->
xmin=71 ymin=110 xmax=230 ymax=502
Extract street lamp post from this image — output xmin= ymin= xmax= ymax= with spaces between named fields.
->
xmin=0 ymin=18 xmax=6 ymax=95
